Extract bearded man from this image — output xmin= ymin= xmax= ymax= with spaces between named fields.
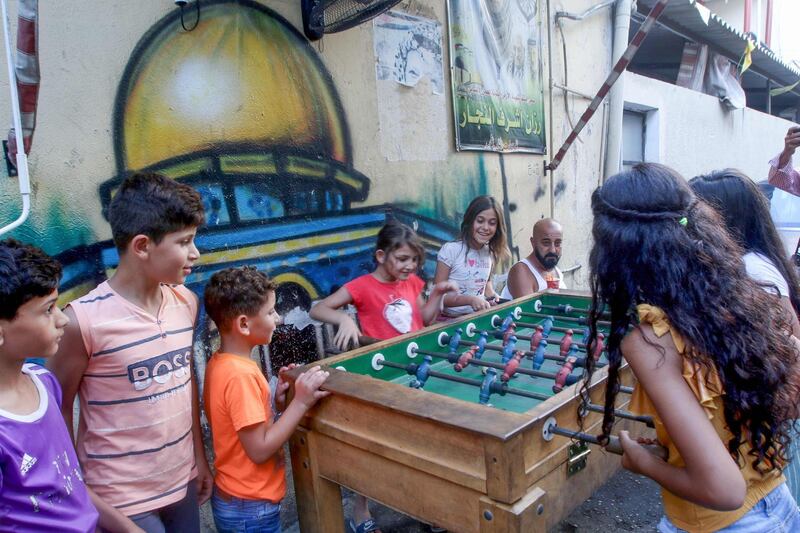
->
xmin=500 ymin=218 xmax=565 ymax=299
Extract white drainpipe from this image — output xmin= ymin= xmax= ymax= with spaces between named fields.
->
xmin=0 ymin=0 xmax=31 ymax=237
xmin=603 ymin=0 xmax=632 ymax=180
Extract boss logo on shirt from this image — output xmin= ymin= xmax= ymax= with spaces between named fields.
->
xmin=128 ymin=348 xmax=191 ymax=391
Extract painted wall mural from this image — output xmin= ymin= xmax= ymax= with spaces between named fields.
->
xmin=41 ymin=0 xmax=488 ymax=364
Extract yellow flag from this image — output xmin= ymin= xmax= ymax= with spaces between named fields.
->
xmin=739 ymin=39 xmax=756 ymax=74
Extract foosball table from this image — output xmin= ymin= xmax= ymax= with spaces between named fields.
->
xmin=287 ymin=290 xmax=654 ymax=532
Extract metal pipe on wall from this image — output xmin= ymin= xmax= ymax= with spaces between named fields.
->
xmin=0 ymin=0 xmax=31 ymax=238
xmin=603 ymin=0 xmax=632 ymax=180
xmin=744 ymin=0 xmax=752 ymax=33
xmin=765 ymin=0 xmax=773 ymax=47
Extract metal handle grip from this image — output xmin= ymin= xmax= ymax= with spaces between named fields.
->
xmin=604 ymin=435 xmax=668 ymax=461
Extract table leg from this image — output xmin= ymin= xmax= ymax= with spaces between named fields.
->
xmin=479 ymin=487 xmax=546 ymax=532
xmin=290 ymin=427 xmax=346 ymax=533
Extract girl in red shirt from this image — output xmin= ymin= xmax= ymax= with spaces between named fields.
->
xmin=311 ymin=220 xmax=456 ymax=350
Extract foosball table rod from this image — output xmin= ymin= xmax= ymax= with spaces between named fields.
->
xmin=518 ymin=311 xmax=611 ymax=328
xmin=581 ymin=402 xmax=654 ymax=428
xmin=491 ymin=315 xmax=576 ymax=336
xmin=377 ymin=357 xmax=551 ymax=401
xmin=536 ymin=302 xmax=610 ymax=319
xmin=502 ymin=321 xmax=574 ymax=336
xmin=412 ymin=347 xmax=582 ymax=385
xmin=542 ymin=417 xmax=668 ymax=460
xmin=499 ymin=322 xmax=605 ymax=352
xmin=442 ymin=335 xmax=605 ymax=369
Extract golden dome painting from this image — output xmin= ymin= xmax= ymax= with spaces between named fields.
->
xmin=116 ymin=0 xmax=348 ymax=171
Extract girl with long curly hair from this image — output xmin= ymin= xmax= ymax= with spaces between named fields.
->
xmin=582 ymin=163 xmax=800 ymax=532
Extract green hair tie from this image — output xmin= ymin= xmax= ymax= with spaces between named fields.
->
xmin=678 ymin=217 xmax=688 ymax=226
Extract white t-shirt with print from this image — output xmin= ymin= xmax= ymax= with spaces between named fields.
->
xmin=437 ymin=241 xmax=493 ymax=316
xmin=743 ymin=252 xmax=790 ymax=297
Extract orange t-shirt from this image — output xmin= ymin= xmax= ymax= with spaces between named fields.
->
xmin=203 ymin=353 xmax=285 ymax=502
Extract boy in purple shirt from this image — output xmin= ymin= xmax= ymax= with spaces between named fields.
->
xmin=0 ymin=363 xmax=97 ymax=532
xmin=0 ymin=239 xmax=135 ymax=532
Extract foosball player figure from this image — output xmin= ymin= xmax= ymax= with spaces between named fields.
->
xmin=559 ymin=329 xmax=574 ymax=357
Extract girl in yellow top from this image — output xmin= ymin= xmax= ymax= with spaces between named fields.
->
xmin=582 ymin=163 xmax=800 ymax=533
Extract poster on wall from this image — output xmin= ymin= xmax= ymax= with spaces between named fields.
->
xmin=447 ymin=0 xmax=546 ymax=153
xmin=373 ymin=11 xmax=444 ymax=95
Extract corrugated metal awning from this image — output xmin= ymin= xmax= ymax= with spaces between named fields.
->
xmin=636 ymin=0 xmax=800 ymax=97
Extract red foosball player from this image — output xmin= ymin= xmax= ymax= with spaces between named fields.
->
xmin=530 ymin=325 xmax=544 ymax=351
xmin=552 ymin=356 xmax=577 ymax=393
xmin=502 ymin=322 xmax=517 ymax=346
xmin=454 ymin=346 xmax=478 ymax=372
xmin=501 ymin=351 xmax=525 ymax=381
xmin=559 ymin=329 xmax=573 ymax=357
xmin=592 ymin=332 xmax=605 ymax=361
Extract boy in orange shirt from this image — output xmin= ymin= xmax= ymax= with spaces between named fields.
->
xmin=203 ymin=266 xmax=329 ymax=533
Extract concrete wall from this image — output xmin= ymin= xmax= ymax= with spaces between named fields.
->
xmin=705 ymin=0 xmax=750 ymax=36
xmin=0 ymin=0 xmax=614 ymax=307
xmin=623 ymin=71 xmax=795 ymax=180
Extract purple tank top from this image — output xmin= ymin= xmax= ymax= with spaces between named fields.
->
xmin=0 ymin=364 xmax=99 ymax=532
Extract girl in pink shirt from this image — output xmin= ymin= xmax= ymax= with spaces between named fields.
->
xmin=309 ymin=221 xmax=455 ymax=532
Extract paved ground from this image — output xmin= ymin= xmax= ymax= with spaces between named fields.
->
xmin=200 ymin=450 xmax=663 ymax=532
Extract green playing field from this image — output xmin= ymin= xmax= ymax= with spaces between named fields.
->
xmin=331 ymin=293 xmax=609 ymax=413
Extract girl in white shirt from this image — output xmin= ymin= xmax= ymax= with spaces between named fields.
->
xmin=434 ymin=196 xmax=511 ymax=317
xmin=689 ymin=169 xmax=799 ymax=337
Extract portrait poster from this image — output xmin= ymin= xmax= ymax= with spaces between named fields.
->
xmin=447 ymin=0 xmax=546 ymax=153
xmin=373 ymin=11 xmax=444 ymax=95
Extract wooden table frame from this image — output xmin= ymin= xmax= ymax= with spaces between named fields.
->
xmin=287 ymin=291 xmax=638 ymax=532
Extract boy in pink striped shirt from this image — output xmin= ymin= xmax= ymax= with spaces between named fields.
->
xmin=48 ymin=173 xmax=212 ymax=533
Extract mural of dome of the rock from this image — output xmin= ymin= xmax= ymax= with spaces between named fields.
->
xmin=57 ymin=0 xmax=456 ymax=315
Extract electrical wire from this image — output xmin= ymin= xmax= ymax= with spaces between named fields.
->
xmin=554 ymin=0 xmax=620 ymax=137
xmin=557 ymin=21 xmax=579 ymax=136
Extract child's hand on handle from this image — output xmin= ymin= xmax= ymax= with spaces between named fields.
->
xmin=275 ymin=364 xmax=298 ymax=412
xmin=292 ymin=366 xmax=331 ymax=411
xmin=334 ymin=315 xmax=361 ymax=351
xmin=617 ymin=430 xmax=666 ymax=475
xmin=469 ymin=295 xmax=492 ymax=312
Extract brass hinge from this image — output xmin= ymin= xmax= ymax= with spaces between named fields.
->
xmin=566 ymin=441 xmax=591 ymax=477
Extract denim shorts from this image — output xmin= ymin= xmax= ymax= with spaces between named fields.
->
xmin=211 ymin=487 xmax=281 ymax=533
xmin=657 ymin=483 xmax=800 ymax=533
